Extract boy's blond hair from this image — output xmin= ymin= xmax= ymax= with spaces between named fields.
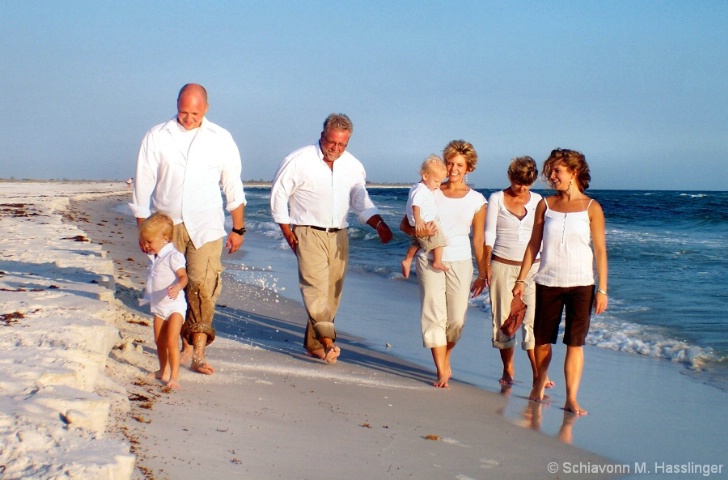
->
xmin=419 ymin=154 xmax=446 ymax=176
xmin=139 ymin=212 xmax=174 ymax=241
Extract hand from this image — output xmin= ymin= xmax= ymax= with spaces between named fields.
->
xmin=225 ymin=231 xmax=244 ymax=254
xmin=512 ymin=282 xmax=525 ymax=299
xmin=421 ymin=221 xmax=437 ymax=237
xmin=484 ymin=264 xmax=492 ymax=287
xmin=138 ymin=238 xmax=150 ymax=254
xmin=284 ymin=231 xmax=298 ymax=253
xmin=471 ymin=277 xmax=486 ymax=297
xmin=594 ymin=292 xmax=608 ymax=315
xmin=376 ymin=222 xmax=393 ymax=244
xmin=167 ymin=284 xmax=182 ymax=300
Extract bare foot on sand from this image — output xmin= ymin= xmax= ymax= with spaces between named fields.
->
xmin=499 ymin=375 xmax=514 ymax=386
xmin=306 ymin=348 xmax=326 ymax=359
xmin=433 ymin=371 xmax=451 ymax=388
xmin=166 ymin=378 xmax=181 ymax=390
xmin=324 ymin=346 xmax=341 ymax=364
xmin=529 ymin=385 xmax=545 ymax=402
xmin=563 ymin=400 xmax=587 ymax=416
xmin=432 ymin=261 xmax=449 ymax=273
xmin=147 ymin=369 xmax=170 ymax=383
xmin=401 ymin=258 xmax=412 ymax=278
xmin=191 ymin=357 xmax=215 ymax=375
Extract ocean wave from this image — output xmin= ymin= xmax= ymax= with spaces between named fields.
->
xmin=587 ymin=318 xmax=719 ymax=369
xmin=469 ymin=296 xmax=720 ymax=370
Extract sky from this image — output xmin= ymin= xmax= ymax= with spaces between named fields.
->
xmin=2 ymin=1 xmax=726 ymax=190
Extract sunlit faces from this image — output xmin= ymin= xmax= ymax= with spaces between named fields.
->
xmin=177 ymin=92 xmax=209 ymax=130
xmin=319 ymin=128 xmax=351 ymax=162
xmin=140 ymin=232 xmax=169 ymax=255
xmin=549 ymin=162 xmax=575 ymax=191
xmin=445 ymin=154 xmax=470 ymax=182
xmin=422 ymin=167 xmax=447 ymax=191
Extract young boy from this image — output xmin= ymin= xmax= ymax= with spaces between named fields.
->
xmin=401 ymin=155 xmax=449 ymax=278
xmin=139 ymin=212 xmax=188 ymax=389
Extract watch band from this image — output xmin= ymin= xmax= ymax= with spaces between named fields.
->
xmin=232 ymin=226 xmax=246 ymax=236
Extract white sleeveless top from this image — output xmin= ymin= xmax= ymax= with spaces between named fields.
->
xmin=417 ymin=187 xmax=486 ymax=262
xmin=534 ymin=199 xmax=594 ymax=287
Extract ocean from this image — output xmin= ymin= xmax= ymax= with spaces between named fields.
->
xmin=234 ymin=186 xmax=728 ymax=393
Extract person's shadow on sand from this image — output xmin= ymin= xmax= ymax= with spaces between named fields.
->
xmin=213 ymin=304 xmax=438 ymax=385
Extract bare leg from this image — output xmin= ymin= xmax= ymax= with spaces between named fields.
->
xmin=190 ymin=332 xmax=215 ymax=375
xmin=400 ymin=245 xmax=419 ymax=278
xmin=165 ymin=313 xmax=184 ymax=389
xmin=431 ymin=246 xmax=449 ymax=273
xmin=499 ymin=347 xmax=515 ymax=385
xmin=180 ymin=335 xmax=193 ymax=365
xmin=431 ymin=343 xmax=454 ymax=388
xmin=527 ymin=348 xmax=554 ymax=389
xmin=148 ymin=316 xmax=171 ymax=382
xmin=529 ymin=344 xmax=552 ymax=401
xmin=563 ymin=345 xmax=587 ymax=415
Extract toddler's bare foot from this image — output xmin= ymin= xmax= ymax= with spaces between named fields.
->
xmin=166 ymin=378 xmax=181 ymax=390
xmin=147 ymin=369 xmax=169 ymax=382
xmin=401 ymin=259 xmax=412 ymax=278
xmin=432 ymin=261 xmax=449 ymax=272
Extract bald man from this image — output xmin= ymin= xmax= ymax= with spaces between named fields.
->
xmin=130 ymin=83 xmax=247 ymax=375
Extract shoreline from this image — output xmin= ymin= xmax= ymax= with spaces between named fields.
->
xmin=69 ymin=184 xmax=615 ymax=478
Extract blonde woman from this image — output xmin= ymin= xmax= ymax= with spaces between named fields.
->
xmin=401 ymin=140 xmax=488 ymax=388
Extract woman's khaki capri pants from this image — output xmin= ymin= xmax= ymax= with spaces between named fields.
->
xmin=416 ymin=255 xmax=473 ymax=348
xmin=490 ymin=260 xmax=538 ymax=350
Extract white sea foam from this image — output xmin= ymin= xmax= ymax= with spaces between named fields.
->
xmin=587 ymin=318 xmax=717 ymax=368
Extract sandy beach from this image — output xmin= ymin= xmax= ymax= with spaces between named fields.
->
xmin=0 ymin=181 xmax=618 ymax=479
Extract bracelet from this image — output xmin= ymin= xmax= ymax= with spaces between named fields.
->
xmin=477 ymin=276 xmax=486 ymax=281
xmin=596 ymin=288 xmax=607 ymax=295
xmin=514 ymin=280 xmax=526 ymax=284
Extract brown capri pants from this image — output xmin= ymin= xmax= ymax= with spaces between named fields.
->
xmin=172 ymin=224 xmax=223 ymax=346
xmin=534 ymin=284 xmax=594 ymax=347
xmin=294 ymin=226 xmax=349 ymax=352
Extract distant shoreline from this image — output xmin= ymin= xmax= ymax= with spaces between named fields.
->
xmin=245 ymin=181 xmax=411 ymax=189
xmin=0 ymin=178 xmax=411 ymax=189
xmin=2 ymin=179 xmax=725 ymax=192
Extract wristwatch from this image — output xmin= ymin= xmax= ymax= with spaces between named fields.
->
xmin=231 ymin=226 xmax=246 ymax=236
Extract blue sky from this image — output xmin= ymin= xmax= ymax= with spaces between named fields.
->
xmin=2 ymin=1 xmax=726 ymax=190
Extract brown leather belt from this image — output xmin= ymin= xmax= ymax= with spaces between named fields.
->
xmin=491 ymin=254 xmax=539 ymax=266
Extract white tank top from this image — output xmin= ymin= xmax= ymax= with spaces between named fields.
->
xmin=534 ymin=199 xmax=595 ymax=287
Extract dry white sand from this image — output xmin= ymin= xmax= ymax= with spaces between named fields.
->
xmin=0 ymin=181 xmax=616 ymax=479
